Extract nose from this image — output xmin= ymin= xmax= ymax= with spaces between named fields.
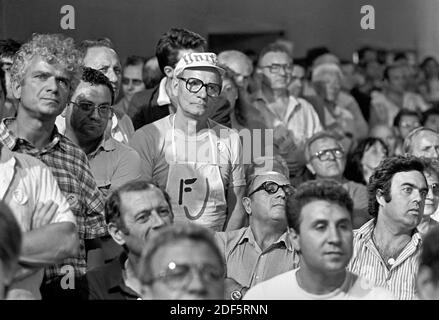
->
xmin=197 ymin=86 xmax=208 ymax=99
xmin=89 ymin=106 xmax=101 ymax=119
xmin=327 ymin=225 xmax=341 ymax=245
xmin=46 ymin=76 xmax=59 ymax=92
xmin=186 ymin=270 xmax=208 ymax=295
xmin=150 ymin=211 xmax=167 ymax=229
xmin=327 ymin=151 xmax=336 ymax=161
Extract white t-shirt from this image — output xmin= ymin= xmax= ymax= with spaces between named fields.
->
xmin=244 ymin=269 xmax=394 ymax=300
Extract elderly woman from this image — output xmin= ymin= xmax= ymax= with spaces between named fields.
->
xmin=418 ymin=158 xmax=439 ymax=237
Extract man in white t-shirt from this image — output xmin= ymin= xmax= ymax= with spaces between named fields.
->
xmin=244 ymin=180 xmax=393 ymax=300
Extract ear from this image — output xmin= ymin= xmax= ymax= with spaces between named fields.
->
xmin=288 ymin=227 xmax=301 ymax=252
xmin=11 ymin=79 xmax=22 ymax=100
xmin=376 ymin=189 xmax=386 ymax=207
xmin=417 ymin=267 xmax=435 ymax=300
xmin=163 ymin=66 xmax=174 ymax=79
xmin=306 ymin=163 xmax=315 ymax=175
xmin=171 ymin=76 xmax=180 ymax=97
xmin=108 ymin=222 xmax=126 ymax=246
xmin=242 ymin=197 xmax=252 ymax=216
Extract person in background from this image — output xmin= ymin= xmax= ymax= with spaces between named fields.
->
xmin=417 ymin=225 xmax=439 ymax=300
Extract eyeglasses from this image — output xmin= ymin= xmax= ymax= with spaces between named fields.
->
xmin=122 ymin=77 xmax=144 ymax=86
xmin=70 ymin=101 xmax=113 ymax=118
xmin=259 ymin=63 xmax=293 ymax=74
xmin=177 ymin=77 xmax=222 ymax=97
xmin=149 ymin=261 xmax=224 ymax=290
xmin=310 ymin=148 xmax=345 ymax=161
xmin=248 ymin=181 xmax=295 ymax=197
xmin=428 ymin=183 xmax=439 ymax=196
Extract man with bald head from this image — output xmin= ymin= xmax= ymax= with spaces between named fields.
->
xmin=218 ymin=50 xmax=253 ymax=91
xmin=403 ymin=127 xmax=439 ymax=159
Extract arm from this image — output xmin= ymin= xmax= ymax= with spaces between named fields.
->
xmin=224 ymin=185 xmax=246 ymax=231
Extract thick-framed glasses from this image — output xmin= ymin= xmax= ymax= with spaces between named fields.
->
xmin=260 ymin=63 xmax=293 ymax=74
xmin=177 ymin=77 xmax=222 ymax=97
xmin=122 ymin=77 xmax=144 ymax=86
xmin=149 ymin=262 xmax=225 ymax=290
xmin=310 ymin=148 xmax=345 ymax=161
xmin=248 ymin=181 xmax=295 ymax=197
xmin=70 ymin=101 xmax=113 ymax=118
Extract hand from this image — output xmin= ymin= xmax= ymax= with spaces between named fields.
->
xmin=32 ymin=201 xmax=59 ymax=229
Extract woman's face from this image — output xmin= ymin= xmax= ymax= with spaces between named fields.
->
xmin=423 ymin=171 xmax=439 ymax=217
xmin=361 ymin=141 xmax=387 ymax=183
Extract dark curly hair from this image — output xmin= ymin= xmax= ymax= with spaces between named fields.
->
xmin=344 ymin=137 xmax=388 ymax=185
xmin=81 ymin=67 xmax=115 ymax=104
xmin=155 ymin=28 xmax=206 ymax=74
xmin=286 ymin=179 xmax=353 ymax=233
xmin=367 ymin=155 xmax=426 ymax=219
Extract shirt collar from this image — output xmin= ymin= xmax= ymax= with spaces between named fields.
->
xmin=238 ymin=226 xmax=295 ymax=252
xmin=88 ymin=136 xmax=117 ymax=158
xmin=253 ymin=91 xmax=301 ymax=119
xmin=157 ymin=77 xmax=171 ymax=106
xmin=108 ymin=252 xmax=141 ymax=298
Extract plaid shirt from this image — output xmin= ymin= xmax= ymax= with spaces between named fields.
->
xmin=0 ymin=118 xmax=108 ymax=279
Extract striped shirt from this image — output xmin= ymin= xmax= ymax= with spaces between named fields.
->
xmin=347 ymin=219 xmax=422 ymax=300
xmin=0 ymin=118 xmax=108 ymax=279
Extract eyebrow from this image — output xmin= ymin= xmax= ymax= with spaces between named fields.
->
xmin=401 ymin=183 xmax=428 ymax=192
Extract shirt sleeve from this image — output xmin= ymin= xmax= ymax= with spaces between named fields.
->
xmin=129 ymin=128 xmax=154 ymax=182
xmin=109 ymin=145 xmax=149 ymax=189
xmin=228 ymin=130 xmax=246 ymax=187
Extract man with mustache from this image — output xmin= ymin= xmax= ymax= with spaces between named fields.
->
xmin=244 ymin=179 xmax=393 ymax=300
xmin=215 ymin=156 xmax=299 ymax=300
xmin=348 ymin=155 xmax=428 ymax=300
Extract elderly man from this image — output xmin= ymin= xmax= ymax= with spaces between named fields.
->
xmin=218 ymin=50 xmax=253 ymax=92
xmin=348 ymin=155 xmax=428 ymax=300
xmin=0 ymin=33 xmax=108 ymax=299
xmin=245 ymin=180 xmax=393 ymax=300
xmin=64 ymin=67 xmax=146 ymax=197
xmin=128 ymin=28 xmax=206 ymax=130
xmin=80 ymin=181 xmax=173 ymax=300
xmin=131 ymin=52 xmax=246 ymax=232
xmin=305 ymin=131 xmax=369 ymax=228
xmin=403 ymin=127 xmax=439 ymax=159
xmin=215 ymin=156 xmax=299 ymax=300
xmin=138 ymin=223 xmax=225 ymax=300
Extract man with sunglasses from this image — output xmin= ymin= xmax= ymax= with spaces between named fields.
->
xmin=64 ymin=67 xmax=146 ymax=198
xmin=215 ymin=156 xmax=299 ymax=300
xmin=131 ymin=52 xmax=246 ymax=232
xmin=305 ymin=131 xmax=370 ymax=229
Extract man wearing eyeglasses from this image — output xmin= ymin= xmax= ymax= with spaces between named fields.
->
xmin=253 ymin=43 xmax=322 ymax=184
xmin=305 ymin=131 xmax=370 ymax=228
xmin=131 ymin=52 xmax=246 ymax=232
xmin=215 ymin=156 xmax=299 ymax=300
xmin=64 ymin=67 xmax=146 ymax=198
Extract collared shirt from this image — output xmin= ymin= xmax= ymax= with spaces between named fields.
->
xmin=110 ymin=111 xmax=135 ymax=145
xmin=156 ymin=77 xmax=171 ymax=106
xmin=87 ymin=136 xmax=147 ymax=198
xmin=0 ymin=118 xmax=108 ymax=279
xmin=347 ymin=219 xmax=422 ymax=300
xmin=215 ymin=227 xmax=299 ymax=288
xmin=80 ymin=253 xmax=141 ymax=300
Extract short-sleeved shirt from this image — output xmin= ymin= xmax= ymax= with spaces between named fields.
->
xmin=215 ymin=227 xmax=299 ymax=288
xmin=130 ymin=115 xmax=246 ymax=191
xmin=347 ymin=219 xmax=422 ymax=300
xmin=0 ymin=144 xmax=76 ymax=299
xmin=87 ymin=136 xmax=147 ymax=197
xmin=244 ymin=269 xmax=394 ymax=300
xmin=0 ymin=118 xmax=108 ymax=280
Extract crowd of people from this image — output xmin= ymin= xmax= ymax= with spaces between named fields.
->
xmin=1 ymin=27 xmax=439 ymax=300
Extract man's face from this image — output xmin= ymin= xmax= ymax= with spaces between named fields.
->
xmin=308 ymin=138 xmax=346 ymax=179
xmin=423 ymin=171 xmax=439 ymax=217
xmin=227 ymin=58 xmax=253 ymax=89
xmin=289 ymin=65 xmax=305 ymax=97
xmin=83 ymin=47 xmax=122 ymax=98
xmin=245 ymin=173 xmax=291 ymax=226
xmin=174 ymin=68 xmax=222 ymax=119
xmin=411 ymin=131 xmax=439 ymax=159
xmin=369 ymin=125 xmax=397 ymax=156
xmin=117 ymin=188 xmax=173 ymax=257
xmin=1 ymin=56 xmax=14 ymax=99
xmin=314 ymin=72 xmax=341 ymax=102
xmin=258 ymin=51 xmax=292 ymax=90
xmin=67 ymin=81 xmax=112 ymax=142
xmin=292 ymin=200 xmax=353 ymax=274
xmin=398 ymin=115 xmax=421 ymax=139
xmin=424 ymin=115 xmax=439 ymax=133
xmin=387 ymin=67 xmax=407 ymax=93
xmin=148 ymin=239 xmax=224 ymax=299
xmin=122 ymin=64 xmax=145 ymax=102
xmin=381 ymin=171 xmax=428 ymax=229
xmin=13 ymin=56 xmax=71 ymax=119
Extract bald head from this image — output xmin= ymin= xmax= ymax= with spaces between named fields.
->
xmin=218 ymin=50 xmax=253 ymax=89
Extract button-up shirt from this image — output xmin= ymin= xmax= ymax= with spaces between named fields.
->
xmin=348 ymin=219 xmax=422 ymax=300
xmin=215 ymin=227 xmax=299 ymax=288
xmin=0 ymin=118 xmax=108 ymax=280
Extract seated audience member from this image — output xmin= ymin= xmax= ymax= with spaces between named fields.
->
xmin=0 ymin=39 xmax=21 ymax=120
xmin=142 ymin=56 xmax=163 ymax=90
xmin=344 ymin=137 xmax=388 ymax=185
xmin=0 ymin=202 xmax=22 ymax=300
xmin=244 ymin=180 xmax=393 ymax=300
xmin=422 ymin=108 xmax=439 ymax=133
xmin=288 ymin=64 xmax=306 ymax=99
xmin=114 ymin=56 xmax=146 ymax=114
xmin=348 ymin=155 xmax=428 ymax=300
xmin=417 ymin=158 xmax=439 ymax=235
xmin=138 ymin=223 xmax=225 ymax=300
xmin=64 ymin=67 xmax=146 ymax=198
xmin=419 ymin=57 xmax=439 ymax=104
xmin=393 ymin=109 xmax=422 ymax=141
xmin=369 ymin=124 xmax=398 ymax=156
xmin=403 ymin=127 xmax=439 ymax=159
xmin=215 ymin=156 xmax=299 ymax=300
xmin=370 ymin=64 xmax=430 ymax=127
xmin=78 ymin=38 xmax=135 ymax=144
xmin=417 ymin=225 xmax=439 ymax=300
xmin=305 ymin=131 xmax=369 ymax=228
xmin=80 ymin=181 xmax=173 ymax=300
